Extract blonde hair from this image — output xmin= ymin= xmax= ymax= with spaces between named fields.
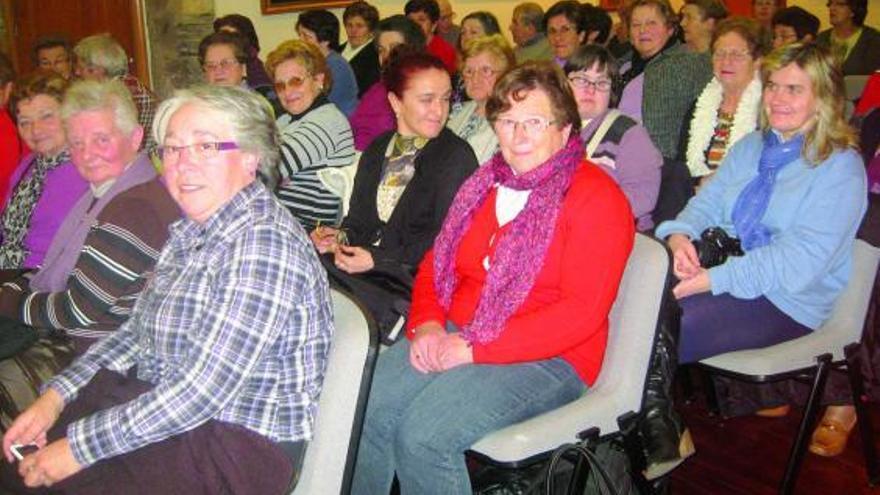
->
xmin=461 ymin=34 xmax=515 ymax=72
xmin=760 ymin=43 xmax=857 ymax=165
xmin=264 ymin=39 xmax=332 ymax=94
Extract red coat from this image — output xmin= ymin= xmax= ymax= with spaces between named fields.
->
xmin=408 ymin=162 xmax=635 ymax=384
xmin=427 ymin=35 xmax=457 ymax=74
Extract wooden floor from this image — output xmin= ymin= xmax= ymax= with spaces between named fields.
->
xmin=670 ymin=397 xmax=880 ymax=494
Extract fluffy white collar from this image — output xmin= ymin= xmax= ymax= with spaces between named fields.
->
xmin=686 ymin=74 xmax=762 ymax=177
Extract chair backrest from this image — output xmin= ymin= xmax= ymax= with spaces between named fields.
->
xmin=818 ymin=239 xmax=880 ymax=356
xmin=590 ymin=233 xmax=672 ymax=431
xmin=292 ymin=289 xmax=378 ymax=495
xmin=468 ymin=234 xmax=672 ymax=461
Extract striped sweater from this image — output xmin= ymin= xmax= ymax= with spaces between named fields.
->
xmin=2 ymin=178 xmax=179 ymax=351
xmin=276 ymin=101 xmax=356 ymax=230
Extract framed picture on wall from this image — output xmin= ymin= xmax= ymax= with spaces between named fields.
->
xmin=261 ymin=0 xmax=353 ymax=15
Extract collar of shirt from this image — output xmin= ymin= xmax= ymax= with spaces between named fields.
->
xmin=169 ymin=180 xmax=264 ymax=251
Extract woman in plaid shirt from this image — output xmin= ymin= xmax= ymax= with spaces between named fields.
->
xmin=0 ymin=85 xmax=333 ymax=494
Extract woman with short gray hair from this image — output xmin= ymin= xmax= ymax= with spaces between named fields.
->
xmin=2 ymin=84 xmax=332 ymax=494
xmin=0 ymin=78 xmax=178 ymax=437
xmin=73 ymin=34 xmax=156 ymax=148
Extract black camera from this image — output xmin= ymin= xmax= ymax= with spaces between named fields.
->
xmin=693 ymin=227 xmax=744 ymax=268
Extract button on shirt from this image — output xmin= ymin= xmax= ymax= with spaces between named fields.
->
xmin=47 ymin=181 xmax=334 ymax=467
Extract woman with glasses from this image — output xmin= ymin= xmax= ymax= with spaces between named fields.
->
xmin=683 ymin=18 xmax=765 ymax=187
xmin=817 ymin=0 xmax=880 ymax=76
xmin=565 ymin=44 xmax=661 ymax=231
xmin=198 ymin=32 xmax=248 ymax=88
xmin=1 ymin=84 xmax=332 ymax=493
xmin=447 ymin=34 xmax=513 ymax=164
xmin=351 ymin=60 xmax=634 ymax=494
xmin=311 ymin=51 xmax=477 ymax=334
xmin=266 ymin=40 xmax=355 ymax=231
xmin=544 ymin=1 xmax=586 ymax=67
xmin=655 ymin=42 xmax=866 ymax=471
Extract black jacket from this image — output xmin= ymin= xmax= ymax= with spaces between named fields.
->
xmin=342 ymin=128 xmax=478 ymax=271
xmin=340 ymin=42 xmax=381 ymax=99
xmin=818 ymin=26 xmax=880 ymax=76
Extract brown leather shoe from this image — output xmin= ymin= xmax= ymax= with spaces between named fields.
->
xmin=809 ymin=406 xmax=857 ymax=457
xmin=755 ymin=404 xmax=791 ymax=418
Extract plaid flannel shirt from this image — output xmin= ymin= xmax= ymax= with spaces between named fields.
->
xmin=47 ymin=182 xmax=334 ymax=467
xmin=118 ymin=74 xmax=156 ymax=150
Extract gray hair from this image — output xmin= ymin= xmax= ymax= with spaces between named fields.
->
xmin=74 ymin=34 xmax=128 ymax=78
xmin=60 ymin=79 xmax=139 ymax=136
xmin=152 ymin=85 xmax=280 ymax=186
xmin=514 ymin=2 xmax=545 ymax=31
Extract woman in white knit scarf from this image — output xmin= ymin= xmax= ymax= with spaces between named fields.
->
xmin=685 ymin=18 xmax=766 ymax=187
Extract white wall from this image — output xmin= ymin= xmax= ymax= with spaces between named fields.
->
xmin=215 ymin=0 xmax=880 ymax=59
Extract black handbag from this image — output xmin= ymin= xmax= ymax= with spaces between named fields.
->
xmin=472 ymin=436 xmax=635 ymax=495
xmin=0 ymin=315 xmax=39 ymax=362
xmin=545 ymin=439 xmax=633 ymax=495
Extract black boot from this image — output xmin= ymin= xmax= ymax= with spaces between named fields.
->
xmin=640 ymin=293 xmax=695 ymax=480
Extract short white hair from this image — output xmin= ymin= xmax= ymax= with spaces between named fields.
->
xmin=74 ymin=34 xmax=128 ymax=78
xmin=60 ymin=79 xmax=139 ymax=136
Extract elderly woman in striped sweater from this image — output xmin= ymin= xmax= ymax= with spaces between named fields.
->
xmin=267 ymin=39 xmax=356 ymax=231
xmin=0 ymin=79 xmax=179 ymax=429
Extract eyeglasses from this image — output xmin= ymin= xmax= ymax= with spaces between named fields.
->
xmin=712 ymin=49 xmax=751 ymax=62
xmin=548 ymin=24 xmax=577 ymax=37
xmin=494 ymin=116 xmax=557 ymax=136
xmin=203 ymin=59 xmax=241 ymax=72
xmin=273 ymin=75 xmax=313 ymax=93
xmin=158 ymin=141 xmax=239 ymax=161
xmin=462 ymin=66 xmax=500 ymax=79
xmin=568 ymin=75 xmax=613 ymax=92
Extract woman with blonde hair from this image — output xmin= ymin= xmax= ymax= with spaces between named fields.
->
xmin=266 ymin=39 xmax=355 ymax=230
xmin=447 ymin=34 xmax=514 ymax=164
xmin=653 ymin=42 xmax=866 ymax=473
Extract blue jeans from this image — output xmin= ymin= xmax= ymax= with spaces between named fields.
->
xmin=351 ymin=338 xmax=585 ymax=495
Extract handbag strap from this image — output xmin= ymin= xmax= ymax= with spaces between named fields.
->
xmin=545 ymin=442 xmax=621 ymax=495
xmin=585 ymin=110 xmax=621 ymax=160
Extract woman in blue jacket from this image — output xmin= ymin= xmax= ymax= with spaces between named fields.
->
xmin=653 ymin=42 xmax=866 ymax=472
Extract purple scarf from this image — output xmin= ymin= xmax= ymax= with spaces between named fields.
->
xmin=433 ymin=137 xmax=583 ymax=344
xmin=30 ymin=154 xmax=158 ymax=292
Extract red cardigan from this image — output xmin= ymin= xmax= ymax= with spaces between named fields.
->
xmin=407 ymin=162 xmax=635 ymax=384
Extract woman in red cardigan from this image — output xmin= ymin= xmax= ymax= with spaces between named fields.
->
xmin=351 ymin=61 xmax=634 ymax=495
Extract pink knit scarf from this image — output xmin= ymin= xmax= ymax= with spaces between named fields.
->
xmin=432 ymin=137 xmax=583 ymax=344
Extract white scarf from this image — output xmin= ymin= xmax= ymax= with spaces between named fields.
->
xmin=686 ymin=74 xmax=762 ymax=178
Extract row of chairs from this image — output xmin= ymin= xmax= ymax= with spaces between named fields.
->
xmin=298 ymin=233 xmax=880 ymax=494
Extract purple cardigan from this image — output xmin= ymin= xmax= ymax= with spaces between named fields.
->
xmin=2 ymin=154 xmax=89 ymax=268
xmin=581 ymin=110 xmax=662 ymax=231
xmin=349 ymin=81 xmax=395 ymax=151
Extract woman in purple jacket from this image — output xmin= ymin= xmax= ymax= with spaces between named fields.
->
xmin=0 ymin=70 xmax=88 ymax=272
xmin=564 ymin=44 xmax=662 ymax=231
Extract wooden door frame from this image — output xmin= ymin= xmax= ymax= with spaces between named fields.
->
xmin=1 ymin=0 xmax=151 ymax=88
